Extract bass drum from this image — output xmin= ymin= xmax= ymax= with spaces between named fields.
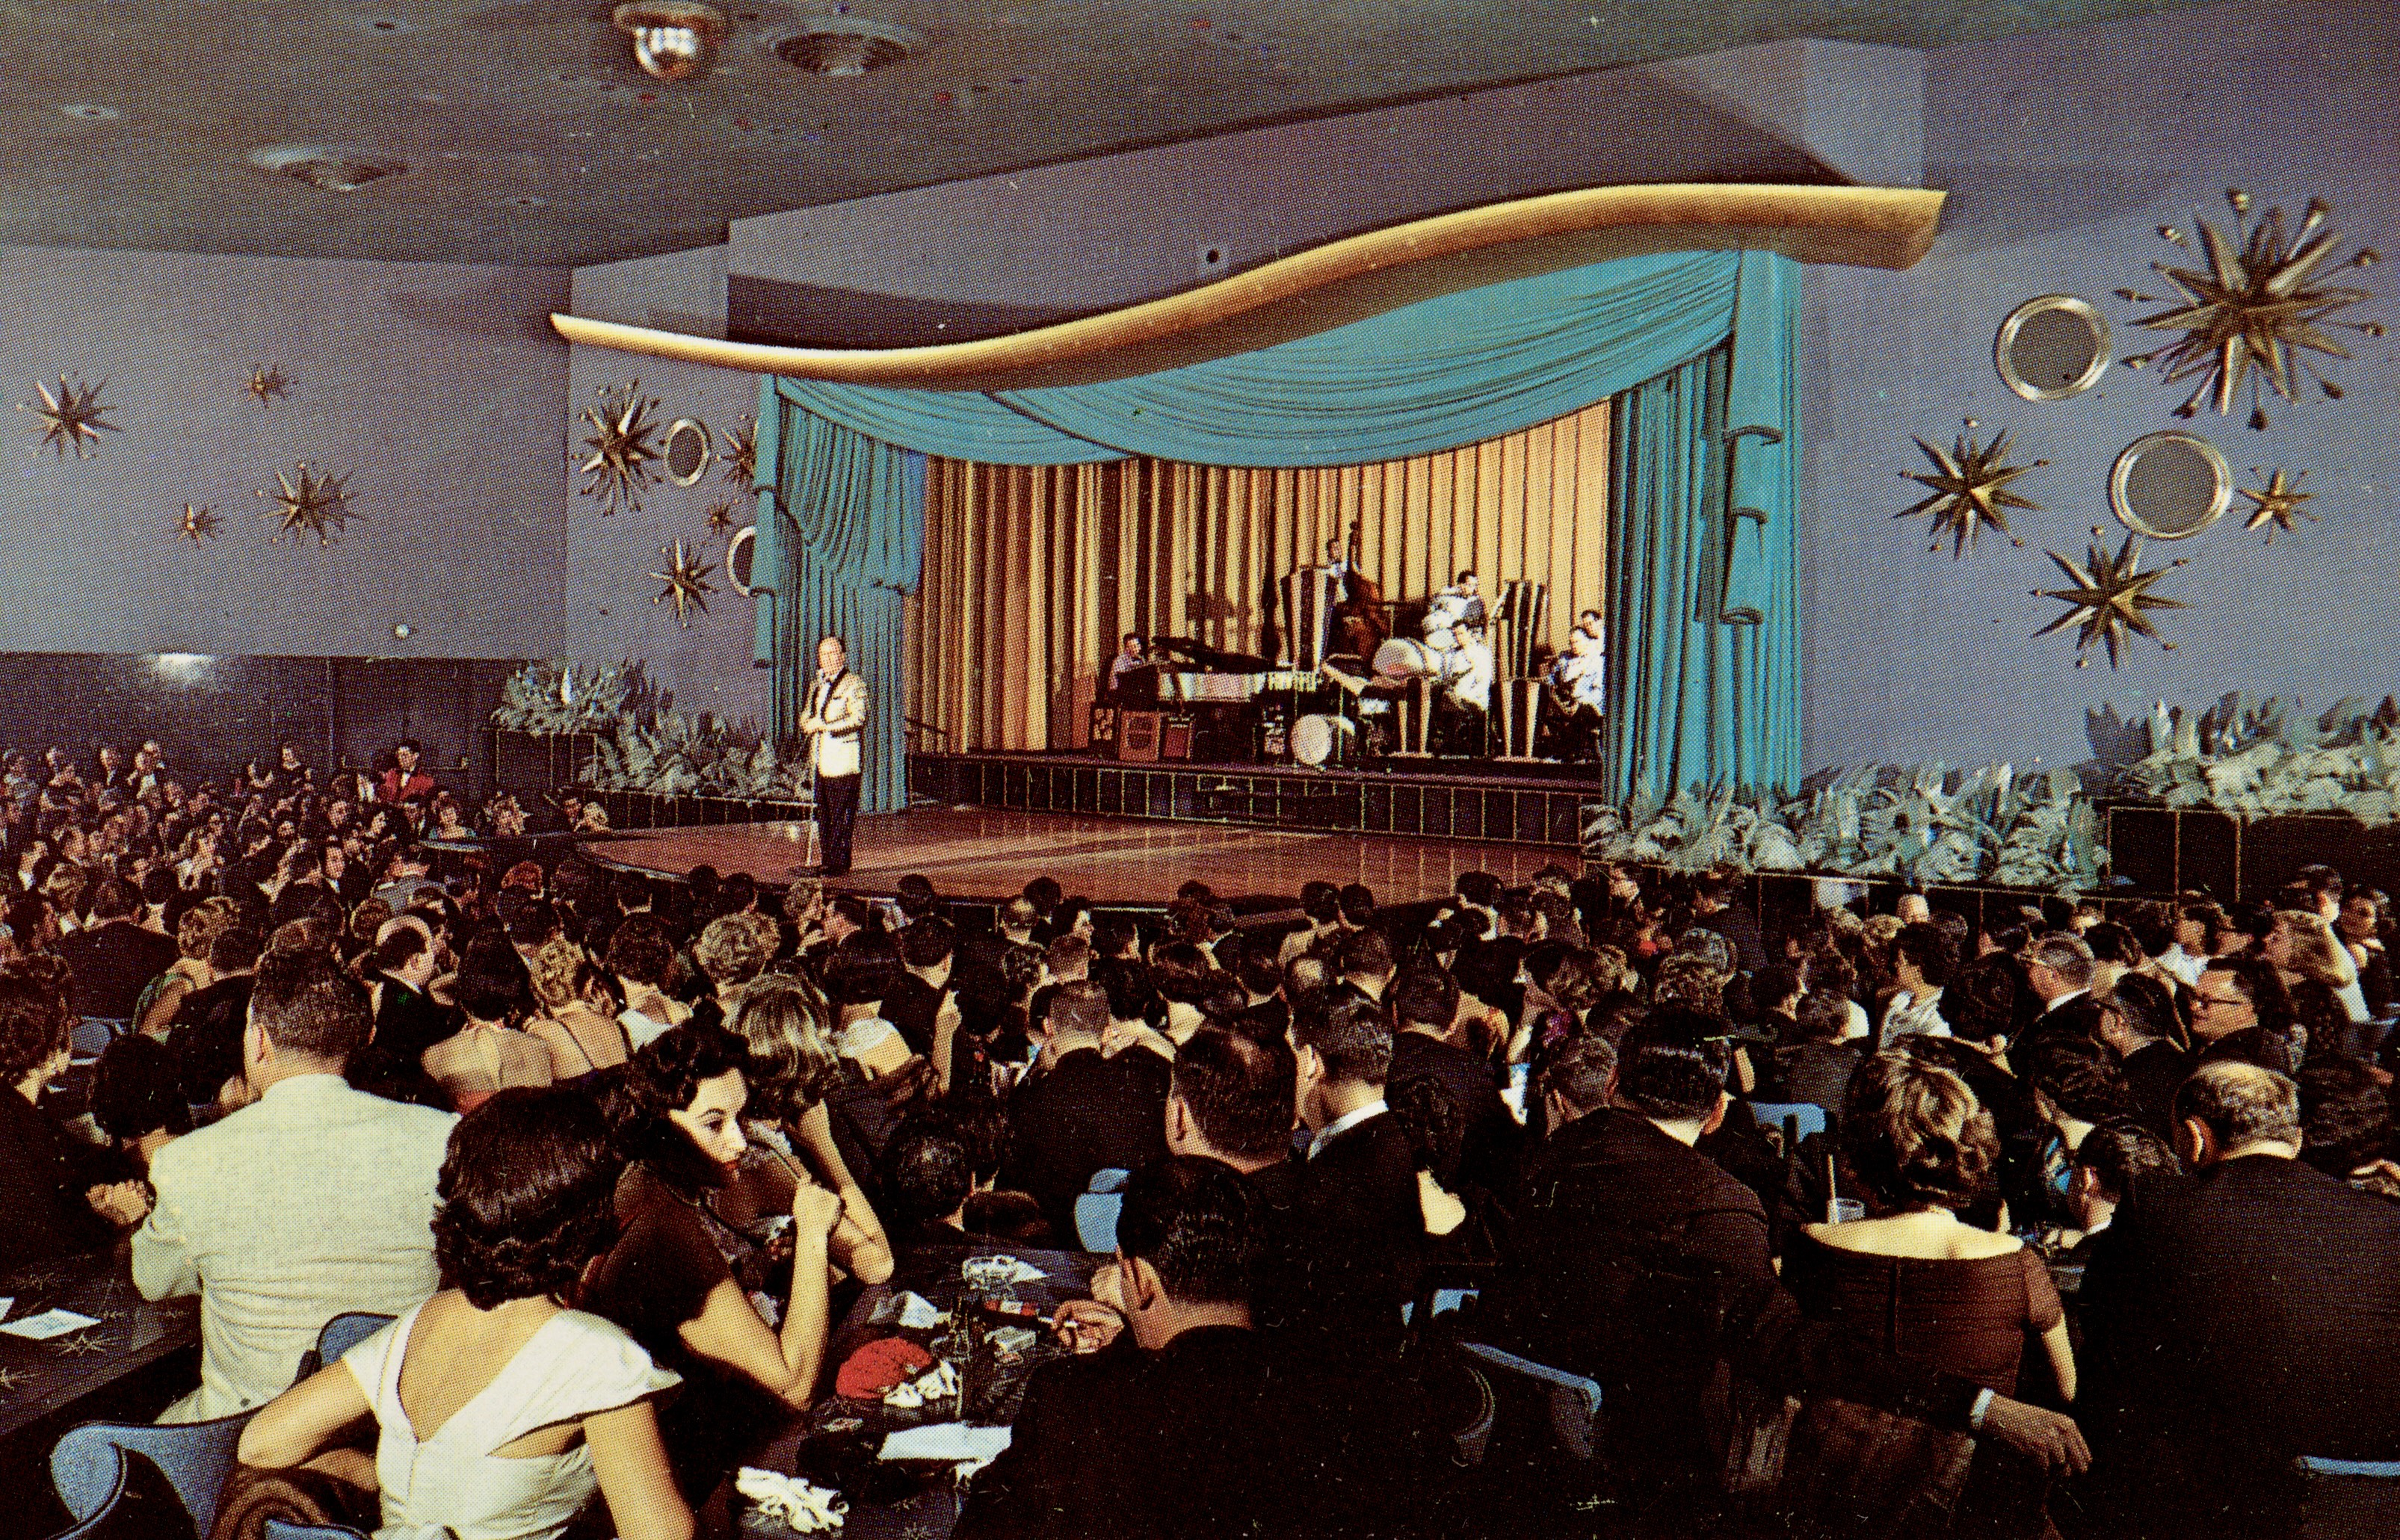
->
xmin=1372 ymin=636 xmax=1444 ymax=681
xmin=1291 ymin=713 xmax=1357 ymax=767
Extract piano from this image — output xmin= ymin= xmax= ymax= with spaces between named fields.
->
xmin=1108 ymin=637 xmax=1328 ymax=761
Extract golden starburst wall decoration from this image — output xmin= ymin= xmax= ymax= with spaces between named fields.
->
xmin=19 ymin=375 xmax=121 ymax=458
xmin=704 ymin=499 xmax=738 ymax=536
xmin=1896 ymin=420 xmax=2041 ymax=556
xmin=246 ymin=364 xmax=290 ymax=408
xmin=2118 ymin=190 xmax=2383 ymax=430
xmin=2237 ymin=467 xmax=2315 ymax=543
xmin=650 ymin=541 xmax=716 ymax=625
xmin=175 ymin=503 xmax=220 ymax=543
xmin=578 ymin=380 xmax=661 ymax=514
xmin=257 ymin=461 xmax=357 ymax=545
xmin=720 ymin=415 xmax=758 ymax=489
xmin=2033 ymin=530 xmax=2188 ymax=668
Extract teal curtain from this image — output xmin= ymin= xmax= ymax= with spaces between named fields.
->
xmin=1602 ymin=252 xmax=1801 ymax=800
xmin=761 ymin=247 xmax=1803 ymax=799
xmin=750 ymin=375 xmax=923 ymax=815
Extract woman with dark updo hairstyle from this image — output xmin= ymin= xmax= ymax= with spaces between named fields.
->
xmin=581 ymin=1023 xmax=845 ymax=1502
xmin=0 ymin=962 xmax=148 ymax=1268
xmin=239 ymin=1088 xmax=691 ymax=1540
xmin=1781 ymin=1052 xmax=2074 ymax=1536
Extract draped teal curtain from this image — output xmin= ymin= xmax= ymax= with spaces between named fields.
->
xmin=1602 ymin=253 xmax=1802 ymax=800
xmin=760 ymin=247 xmax=1804 ymax=800
xmin=750 ymin=377 xmax=923 ymax=814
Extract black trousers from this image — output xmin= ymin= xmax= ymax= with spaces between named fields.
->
xmin=817 ymin=772 xmax=860 ymax=876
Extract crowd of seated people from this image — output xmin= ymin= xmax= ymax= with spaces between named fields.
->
xmin=8 ymin=767 xmax=2400 ymax=1539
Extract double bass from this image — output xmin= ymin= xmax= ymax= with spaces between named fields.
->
xmin=1330 ymin=519 xmax=1389 ymax=660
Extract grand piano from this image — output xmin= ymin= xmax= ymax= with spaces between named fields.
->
xmin=1108 ymin=637 xmax=1325 ymax=761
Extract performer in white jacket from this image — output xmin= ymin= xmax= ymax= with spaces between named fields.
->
xmin=796 ymin=634 xmax=869 ymax=876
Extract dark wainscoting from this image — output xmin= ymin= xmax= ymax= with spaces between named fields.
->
xmin=0 ymin=653 xmax=520 ymax=799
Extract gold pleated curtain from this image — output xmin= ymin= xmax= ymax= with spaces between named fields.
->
xmin=907 ymin=398 xmax=1611 ymax=752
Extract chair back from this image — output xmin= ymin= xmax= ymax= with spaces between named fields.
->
xmin=72 ymin=1018 xmax=129 ymax=1059
xmin=261 ymin=1521 xmax=371 ymax=1540
xmin=291 ymin=1311 xmax=395 ymax=1384
xmin=2296 ymin=1456 xmax=2400 ymax=1540
xmin=1457 ymin=1341 xmax=1602 ymax=1461
xmin=1744 ymin=1101 xmax=1829 ymax=1145
xmin=1073 ymin=1192 xmax=1123 ymax=1255
xmin=1085 ymin=1167 xmax=1130 ymax=1195
xmin=52 ymin=1411 xmax=256 ymax=1534
xmin=45 ymin=1448 xmax=197 ymax=1540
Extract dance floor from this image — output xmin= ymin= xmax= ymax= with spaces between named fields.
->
xmin=582 ymin=808 xmax=1573 ymax=907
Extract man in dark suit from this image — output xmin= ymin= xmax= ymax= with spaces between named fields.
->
xmin=2020 ymin=931 xmax=2109 ymax=1061
xmin=2097 ymin=973 xmax=2192 ymax=1137
xmin=959 ymin=1157 xmax=1300 ymax=1540
xmin=880 ymin=914 xmax=953 ymax=1059
xmin=1289 ymin=989 xmax=1423 ymax=1346
xmin=1005 ymin=980 xmax=1170 ymax=1240
xmin=1499 ymin=1008 xmax=2089 ymax=1524
xmin=1163 ymin=1027 xmax=1302 ymax=1323
xmin=58 ymin=878 xmax=179 ymax=1021
xmin=1387 ymin=965 xmax=1518 ymax=1197
xmin=170 ymin=923 xmax=264 ymax=1107
xmin=2189 ymin=955 xmax=2299 ymax=1077
xmin=1690 ymin=870 xmax=1769 ymax=974
xmin=2080 ymin=1062 xmax=2400 ymax=1536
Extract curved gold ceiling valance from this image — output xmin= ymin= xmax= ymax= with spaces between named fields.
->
xmin=554 ymin=182 xmax=1943 ymax=391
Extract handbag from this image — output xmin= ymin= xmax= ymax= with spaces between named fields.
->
xmin=1721 ymin=1379 xmax=1978 ymax=1539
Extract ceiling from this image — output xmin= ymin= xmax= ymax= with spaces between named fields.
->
xmin=2 ymin=0 xmax=2221 ymax=270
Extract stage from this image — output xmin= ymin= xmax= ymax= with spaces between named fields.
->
xmin=578 ymin=808 xmax=1577 ymax=909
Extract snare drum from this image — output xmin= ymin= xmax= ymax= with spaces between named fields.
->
xmin=1291 ymin=713 xmax=1357 ymax=767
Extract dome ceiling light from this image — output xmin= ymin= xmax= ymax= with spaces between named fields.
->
xmin=614 ymin=1 xmax=730 ymax=81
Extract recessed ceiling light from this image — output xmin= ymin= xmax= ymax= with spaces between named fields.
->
xmin=615 ymin=1 xmax=729 ymax=81
xmin=769 ymin=16 xmax=923 ymax=77
xmin=249 ymin=145 xmax=413 ymax=192
xmin=60 ymin=104 xmax=123 ymax=122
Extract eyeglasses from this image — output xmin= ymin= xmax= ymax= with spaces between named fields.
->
xmin=2188 ymin=994 xmax=2248 ymax=1011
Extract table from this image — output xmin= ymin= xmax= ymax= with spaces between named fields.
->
xmin=0 ymin=1248 xmax=200 ymax=1448
xmin=0 ymin=1246 xmax=201 ymax=1533
xmin=742 ymin=1243 xmax=1099 ymax=1540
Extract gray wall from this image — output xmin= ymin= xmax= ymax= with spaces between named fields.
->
xmin=0 ymin=244 xmax=570 ymax=658
xmin=567 ymin=244 xmax=769 ymax=725
xmin=1799 ymin=0 xmax=2400 ymax=774
xmin=724 ymin=37 xmax=1921 ymax=346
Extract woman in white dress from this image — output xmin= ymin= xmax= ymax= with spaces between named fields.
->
xmin=238 ymin=1087 xmax=693 ymax=1540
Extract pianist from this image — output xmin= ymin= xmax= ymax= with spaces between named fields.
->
xmin=1109 ymin=634 xmax=1147 ymax=693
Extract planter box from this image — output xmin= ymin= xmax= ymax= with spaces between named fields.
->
xmin=2103 ymin=804 xmax=2400 ymax=903
xmin=490 ymin=729 xmax=597 ymax=796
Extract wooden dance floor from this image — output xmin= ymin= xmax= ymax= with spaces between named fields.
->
xmin=583 ymin=809 xmax=1573 ymax=908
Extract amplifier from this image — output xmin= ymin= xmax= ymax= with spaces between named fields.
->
xmin=1259 ymin=700 xmax=1292 ymax=761
xmin=1159 ymin=712 xmax=1197 ymax=761
xmin=1117 ymin=710 xmax=1161 ymax=763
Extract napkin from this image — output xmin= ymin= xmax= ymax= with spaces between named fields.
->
xmin=735 ymin=1468 xmax=846 ymax=1533
xmin=881 ymin=1358 xmax=960 ymax=1410
xmin=965 ymin=1255 xmax=1045 ymax=1286
xmin=0 ymin=1307 xmax=99 ymax=1340
xmin=877 ymin=1422 xmax=1012 ymax=1474
xmin=866 ymin=1290 xmax=948 ymax=1330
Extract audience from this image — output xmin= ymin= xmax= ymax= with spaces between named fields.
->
xmin=137 ymin=946 xmax=457 ymax=1420
xmin=236 ymin=1088 xmax=693 ymax=1540
xmin=20 ymin=740 xmax=2400 ymax=1540
xmin=2083 ymin=1062 xmax=2400 ymax=1534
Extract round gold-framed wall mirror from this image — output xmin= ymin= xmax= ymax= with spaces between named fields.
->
xmin=1995 ymin=295 xmax=2112 ymax=401
xmin=726 ymin=525 xmax=756 ymax=596
xmin=2111 ymin=430 xmax=2231 ymax=539
xmin=664 ymin=418 xmax=713 ymax=485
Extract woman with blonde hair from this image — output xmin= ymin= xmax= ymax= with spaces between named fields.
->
xmin=525 ymin=936 xmax=630 ymax=1080
xmin=134 ymin=896 xmax=234 ymax=1038
xmin=716 ymin=973 xmax=893 ymax=1289
xmin=2267 ymin=907 xmax=2369 ymax=1054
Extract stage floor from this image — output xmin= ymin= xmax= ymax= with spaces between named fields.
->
xmin=582 ymin=808 xmax=1573 ymax=908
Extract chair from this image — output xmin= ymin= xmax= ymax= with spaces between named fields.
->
xmin=291 ymin=1311 xmax=395 ymax=1384
xmin=262 ymin=1521 xmax=371 ymax=1540
xmin=71 ymin=1018 xmax=129 ymax=1059
xmin=1454 ymin=1342 xmax=1602 ymax=1465
xmin=1745 ymin=1100 xmax=1829 ymax=1145
xmin=2295 ymin=1456 xmax=2400 ymax=1539
xmin=1073 ymin=1167 xmax=1129 ymax=1254
xmin=52 ymin=1409 xmax=259 ymax=1537
xmin=43 ymin=1447 xmax=196 ymax=1540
